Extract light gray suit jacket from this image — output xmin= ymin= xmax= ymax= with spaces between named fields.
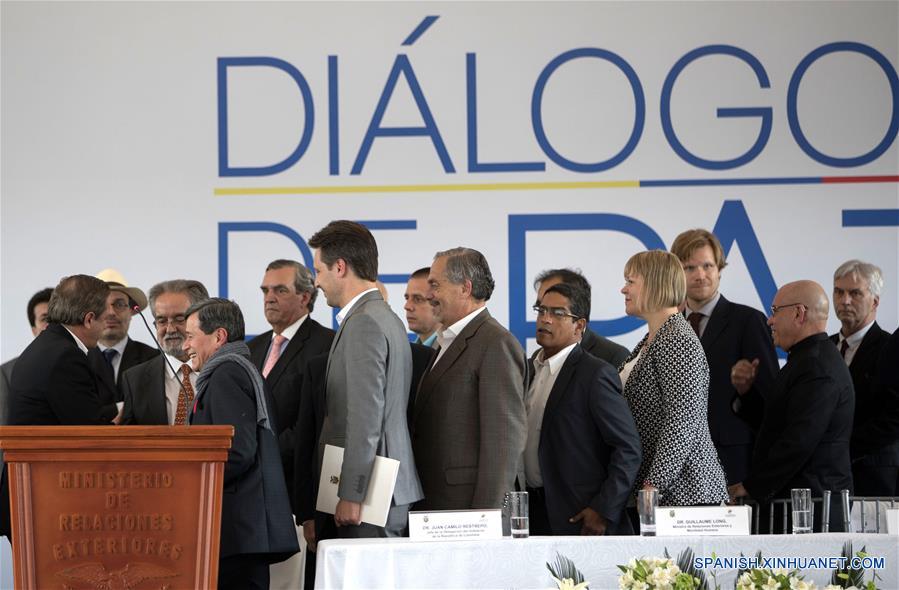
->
xmin=319 ymin=290 xmax=423 ymax=508
xmin=411 ymin=308 xmax=527 ymax=510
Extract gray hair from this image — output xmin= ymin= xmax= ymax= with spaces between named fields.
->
xmin=47 ymin=275 xmax=109 ymax=326
xmin=185 ymin=298 xmax=245 ymax=342
xmin=266 ymin=259 xmax=318 ymax=312
xmin=148 ymin=280 xmax=210 ymax=313
xmin=434 ymin=247 xmax=495 ymax=301
xmin=834 ymin=259 xmax=883 ymax=297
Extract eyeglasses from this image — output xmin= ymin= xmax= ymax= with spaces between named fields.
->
xmin=532 ymin=305 xmax=580 ymax=320
xmin=154 ymin=315 xmax=187 ymax=328
xmin=110 ymin=300 xmax=131 ymax=311
xmin=770 ymin=302 xmax=805 ymax=315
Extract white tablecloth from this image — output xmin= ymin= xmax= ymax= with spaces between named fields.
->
xmin=316 ymin=533 xmax=898 ymax=589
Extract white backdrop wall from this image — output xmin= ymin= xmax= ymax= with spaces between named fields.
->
xmin=2 ymin=1 xmax=897 ymax=362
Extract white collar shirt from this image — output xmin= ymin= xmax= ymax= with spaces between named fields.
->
xmin=684 ymin=291 xmax=720 ymax=338
xmin=336 ymin=288 xmax=379 ymax=326
xmin=524 ymin=342 xmax=578 ymax=488
xmin=434 ymin=306 xmax=487 ymax=365
xmin=838 ymin=319 xmax=874 ymax=366
xmin=63 ymin=326 xmax=90 ymax=355
xmin=98 ymin=336 xmax=129 ymax=380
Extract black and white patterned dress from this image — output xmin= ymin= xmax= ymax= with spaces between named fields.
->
xmin=620 ymin=312 xmax=728 ymax=506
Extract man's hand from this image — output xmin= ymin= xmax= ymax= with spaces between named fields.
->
xmin=569 ymin=507 xmax=607 ymax=536
xmin=731 ymin=359 xmax=760 ymax=395
xmin=334 ymin=499 xmax=362 ymax=527
xmin=728 ymin=482 xmax=749 ymax=503
xmin=302 ymin=520 xmax=317 ymax=553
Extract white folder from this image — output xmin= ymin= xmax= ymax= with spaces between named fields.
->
xmin=315 ymin=444 xmax=400 ymax=527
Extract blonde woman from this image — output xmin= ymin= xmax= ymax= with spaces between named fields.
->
xmin=619 ymin=250 xmax=728 ymax=506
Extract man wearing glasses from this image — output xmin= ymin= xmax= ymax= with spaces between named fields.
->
xmin=89 ymin=271 xmax=159 ymax=420
xmin=120 ymin=280 xmax=209 ymax=425
xmin=525 ymin=282 xmax=641 ymax=536
xmin=728 ymin=280 xmax=854 ymax=532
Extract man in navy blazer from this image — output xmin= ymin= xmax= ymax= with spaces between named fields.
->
xmin=830 ymin=260 xmax=897 ymax=496
xmin=185 ymin=298 xmax=298 ymax=590
xmin=525 ymin=282 xmax=641 ymax=536
xmin=672 ymin=229 xmax=778 ymax=485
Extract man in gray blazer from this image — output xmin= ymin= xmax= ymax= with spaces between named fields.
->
xmin=412 ymin=247 xmax=527 ymax=510
xmin=309 ymin=220 xmax=423 ymax=538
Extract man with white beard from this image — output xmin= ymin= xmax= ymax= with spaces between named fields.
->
xmin=120 ymin=280 xmax=209 ymax=424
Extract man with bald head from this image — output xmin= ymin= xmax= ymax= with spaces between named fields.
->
xmin=728 ymin=280 xmax=854 ymax=531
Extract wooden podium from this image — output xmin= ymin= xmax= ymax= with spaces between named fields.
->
xmin=0 ymin=425 xmax=233 ymax=590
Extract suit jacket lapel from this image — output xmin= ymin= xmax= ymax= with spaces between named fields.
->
xmin=249 ymin=330 xmax=272 ymax=370
xmin=699 ymin=295 xmax=730 ymax=349
xmin=325 ymin=290 xmax=382 ymax=382
xmin=148 ymin=356 xmax=169 ymax=424
xmin=850 ymin=321 xmax=883 ymax=374
xmin=413 ymin=308 xmax=490 ymax=422
xmin=539 ymin=345 xmax=581 ymax=447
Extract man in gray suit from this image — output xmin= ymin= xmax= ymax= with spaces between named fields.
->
xmin=412 ymin=247 xmax=527 ymax=510
xmin=308 ymin=220 xmax=423 ymax=538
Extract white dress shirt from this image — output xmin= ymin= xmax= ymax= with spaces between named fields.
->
xmin=336 ymin=288 xmax=379 ymax=325
xmin=63 ymin=326 xmax=90 ymax=355
xmin=434 ymin=306 xmax=487 ymax=366
xmin=838 ymin=319 xmax=874 ymax=366
xmin=268 ymin=314 xmax=307 ymax=357
xmin=524 ymin=342 xmax=578 ymax=488
xmin=98 ymin=336 xmax=129 ymax=380
xmin=684 ymin=292 xmax=720 ymax=338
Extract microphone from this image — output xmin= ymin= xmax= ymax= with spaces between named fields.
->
xmin=132 ymin=303 xmax=194 ymax=422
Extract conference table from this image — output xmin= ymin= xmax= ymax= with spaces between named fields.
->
xmin=315 ymin=533 xmax=897 ymax=589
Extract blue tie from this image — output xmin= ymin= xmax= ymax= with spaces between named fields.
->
xmin=102 ymin=348 xmax=118 ymax=367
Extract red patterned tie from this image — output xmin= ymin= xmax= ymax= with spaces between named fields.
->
xmin=174 ymin=364 xmax=195 ymax=425
xmin=687 ymin=312 xmax=703 ymax=336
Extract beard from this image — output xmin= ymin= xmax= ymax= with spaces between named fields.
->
xmin=161 ymin=334 xmax=186 ymax=359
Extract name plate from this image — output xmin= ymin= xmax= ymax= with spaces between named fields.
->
xmin=408 ymin=510 xmax=502 ymax=541
xmin=656 ymin=505 xmax=751 ymax=536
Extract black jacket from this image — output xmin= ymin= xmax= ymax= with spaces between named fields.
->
xmin=740 ymin=332 xmax=855 ymax=503
xmin=530 ymin=345 xmax=641 ymax=534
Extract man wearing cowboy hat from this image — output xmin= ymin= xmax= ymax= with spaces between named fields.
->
xmin=88 ymin=269 xmax=158 ymax=416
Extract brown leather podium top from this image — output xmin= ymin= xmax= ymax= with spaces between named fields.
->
xmin=1 ymin=425 xmax=234 ymax=590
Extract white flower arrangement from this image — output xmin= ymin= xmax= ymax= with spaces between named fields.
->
xmin=617 ymin=556 xmax=702 ymax=590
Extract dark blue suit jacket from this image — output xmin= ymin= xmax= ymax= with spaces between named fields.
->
xmin=532 ymin=345 xmax=641 ymax=535
xmin=698 ymin=294 xmax=778 ymax=484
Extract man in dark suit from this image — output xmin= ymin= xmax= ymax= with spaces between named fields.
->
xmin=404 ymin=267 xmax=441 ymax=347
xmin=830 ymin=259 xmax=897 ymax=495
xmin=671 ymin=229 xmax=778 ymax=485
xmin=534 ymin=268 xmax=629 ymax=367
xmin=88 ymin=271 xmax=157 ymax=416
xmin=248 ymin=260 xmax=334 ymax=508
xmin=525 ymin=282 xmax=641 ymax=535
xmin=729 ymin=280 xmax=854 ymax=531
xmin=120 ymin=279 xmax=209 ymax=425
xmin=2 ymin=275 xmax=115 ymax=539
xmin=412 ymin=247 xmax=527 ymax=511
xmin=1 ymin=287 xmax=52 ymax=427
xmin=185 ymin=298 xmax=298 ymax=590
